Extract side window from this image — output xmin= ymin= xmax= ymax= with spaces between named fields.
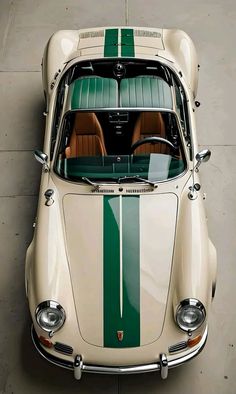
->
xmin=50 ymin=80 xmax=66 ymax=159
xmin=174 ymin=81 xmax=192 ymax=160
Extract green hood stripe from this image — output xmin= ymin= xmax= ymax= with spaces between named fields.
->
xmin=103 ymin=196 xmax=140 ymax=348
xmin=104 ymin=28 xmax=119 ymax=57
xmin=121 ymin=28 xmax=135 ymax=57
xmin=104 ymin=196 xmax=120 ymax=348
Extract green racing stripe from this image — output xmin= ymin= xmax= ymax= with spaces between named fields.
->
xmin=103 ymin=196 xmax=140 ymax=348
xmin=104 ymin=28 xmax=118 ymax=57
xmin=104 ymin=28 xmax=135 ymax=57
xmin=121 ymin=28 xmax=135 ymax=57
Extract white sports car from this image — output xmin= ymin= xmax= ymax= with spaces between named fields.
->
xmin=25 ymin=26 xmax=217 ymax=380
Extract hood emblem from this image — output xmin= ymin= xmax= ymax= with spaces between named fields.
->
xmin=117 ymin=330 xmax=124 ymax=341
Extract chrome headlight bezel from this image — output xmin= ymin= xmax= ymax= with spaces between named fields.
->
xmin=176 ymin=298 xmax=206 ymax=332
xmin=35 ymin=301 xmax=66 ymax=333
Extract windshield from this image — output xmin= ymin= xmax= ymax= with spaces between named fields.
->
xmin=55 ymin=110 xmax=186 ymax=183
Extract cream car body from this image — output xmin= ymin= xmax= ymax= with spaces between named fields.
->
xmin=25 ymin=27 xmax=217 ymax=380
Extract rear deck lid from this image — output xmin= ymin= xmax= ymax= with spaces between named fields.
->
xmin=75 ymin=27 xmax=164 ymax=58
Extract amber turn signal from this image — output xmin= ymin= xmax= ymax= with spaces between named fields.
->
xmin=187 ymin=334 xmax=202 ymax=348
xmin=39 ymin=335 xmax=53 ymax=348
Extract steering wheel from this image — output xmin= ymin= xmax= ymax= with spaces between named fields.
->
xmin=130 ymin=137 xmax=177 ymax=154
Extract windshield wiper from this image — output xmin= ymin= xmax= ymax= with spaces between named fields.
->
xmin=117 ymin=175 xmax=158 ymax=189
xmin=81 ymin=176 xmax=100 ymax=191
xmin=81 ymin=176 xmax=158 ymax=190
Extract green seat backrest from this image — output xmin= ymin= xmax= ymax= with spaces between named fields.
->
xmin=70 ymin=77 xmax=118 ymax=109
xmin=120 ymin=76 xmax=173 ymax=108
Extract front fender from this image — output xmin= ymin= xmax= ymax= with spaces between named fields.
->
xmin=172 ymin=189 xmax=213 ymax=311
xmin=26 ymin=179 xmax=79 ymax=342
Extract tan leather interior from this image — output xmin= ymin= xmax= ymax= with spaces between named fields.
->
xmin=132 ymin=112 xmax=168 ymax=154
xmin=65 ymin=112 xmax=106 ymax=157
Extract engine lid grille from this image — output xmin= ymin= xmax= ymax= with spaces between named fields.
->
xmin=134 ymin=29 xmax=162 ymax=38
xmin=79 ymin=30 xmax=104 ymax=39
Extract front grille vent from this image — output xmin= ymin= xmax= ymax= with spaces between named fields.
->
xmin=80 ymin=31 xmax=104 ymax=39
xmin=134 ymin=30 xmax=162 ymax=38
xmin=54 ymin=342 xmax=73 ymax=355
xmin=168 ymin=341 xmax=188 ymax=354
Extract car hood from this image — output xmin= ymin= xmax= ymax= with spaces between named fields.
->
xmin=63 ymin=193 xmax=178 ymax=348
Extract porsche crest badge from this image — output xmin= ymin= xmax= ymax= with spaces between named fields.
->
xmin=117 ymin=330 xmax=124 ymax=341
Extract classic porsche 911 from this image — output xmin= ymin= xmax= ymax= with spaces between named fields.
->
xmin=25 ymin=26 xmax=217 ymax=379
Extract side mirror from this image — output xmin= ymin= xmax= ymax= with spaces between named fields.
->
xmin=34 ymin=150 xmax=49 ymax=171
xmin=195 ymin=149 xmax=211 ymax=170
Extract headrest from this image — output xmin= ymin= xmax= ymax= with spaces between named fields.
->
xmin=137 ymin=112 xmax=165 ymax=135
xmin=74 ymin=112 xmax=101 ymax=135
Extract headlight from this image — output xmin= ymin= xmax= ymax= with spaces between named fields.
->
xmin=35 ymin=301 xmax=66 ymax=333
xmin=176 ymin=299 xmax=206 ymax=332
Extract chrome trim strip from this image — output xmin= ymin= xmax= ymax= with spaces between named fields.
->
xmin=31 ymin=325 xmax=208 ymax=376
xmin=82 ymin=363 xmax=159 ymax=374
xmin=69 ymin=107 xmax=176 ymax=113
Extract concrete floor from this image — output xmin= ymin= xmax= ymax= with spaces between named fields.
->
xmin=0 ymin=0 xmax=235 ymax=393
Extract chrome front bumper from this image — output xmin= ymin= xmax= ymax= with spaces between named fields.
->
xmin=31 ymin=326 xmax=208 ymax=380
